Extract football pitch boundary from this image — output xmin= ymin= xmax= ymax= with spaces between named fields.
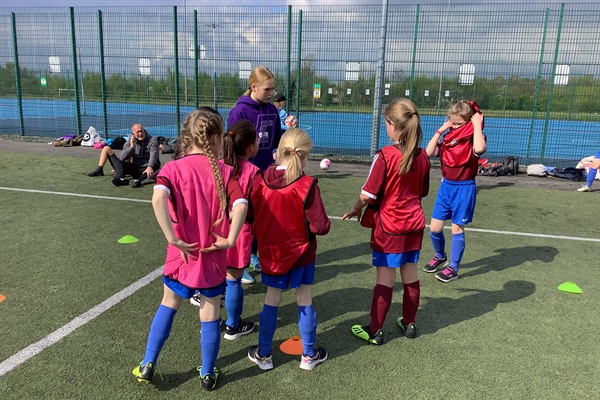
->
xmin=1 ymin=185 xmax=598 ymax=377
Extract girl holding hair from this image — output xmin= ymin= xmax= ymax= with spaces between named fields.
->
xmin=343 ymin=98 xmax=430 ymax=345
xmin=245 ymin=128 xmax=331 ymax=370
xmin=228 ymin=66 xmax=284 ymax=274
xmin=132 ymin=109 xmax=248 ymax=391
xmin=423 ymin=100 xmax=486 ymax=282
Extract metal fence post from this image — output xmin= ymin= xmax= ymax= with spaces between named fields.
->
xmin=409 ymin=5 xmax=420 ymax=102
xmin=173 ymin=6 xmax=181 ymax=135
xmin=98 ymin=10 xmax=108 ymax=138
xmin=286 ymin=5 xmax=292 ymax=105
xmin=525 ymin=8 xmax=550 ymax=165
xmin=370 ymin=0 xmax=389 ymax=158
xmin=295 ymin=10 xmax=302 ymax=118
xmin=69 ymin=7 xmax=82 ymax=136
xmin=11 ymin=12 xmax=25 ymax=136
xmin=540 ymin=3 xmax=565 ymax=163
xmin=194 ymin=10 xmax=199 ymax=109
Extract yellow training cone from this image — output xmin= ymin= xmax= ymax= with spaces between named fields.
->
xmin=558 ymin=282 xmax=583 ymax=294
xmin=118 ymin=235 xmax=139 ymax=244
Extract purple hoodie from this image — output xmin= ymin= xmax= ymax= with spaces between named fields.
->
xmin=227 ymin=95 xmax=283 ymax=171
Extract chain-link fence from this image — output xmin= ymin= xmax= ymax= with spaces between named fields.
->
xmin=1 ymin=3 xmax=599 ymax=165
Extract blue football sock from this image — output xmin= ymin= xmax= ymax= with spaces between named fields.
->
xmin=142 ymin=304 xmax=177 ymax=365
xmin=430 ymin=231 xmax=446 ymax=259
xmin=225 ymin=278 xmax=243 ymax=328
xmin=586 ymin=168 xmax=597 ymax=187
xmin=258 ymin=304 xmax=278 ymax=357
xmin=450 ymin=233 xmax=466 ymax=271
xmin=200 ymin=319 xmax=221 ymax=378
xmin=298 ymin=305 xmax=317 ymax=357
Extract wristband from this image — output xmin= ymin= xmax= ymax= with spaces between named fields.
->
xmin=435 ymin=130 xmax=443 ymax=135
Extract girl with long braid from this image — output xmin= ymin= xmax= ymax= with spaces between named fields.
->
xmin=132 ymin=109 xmax=248 ymax=391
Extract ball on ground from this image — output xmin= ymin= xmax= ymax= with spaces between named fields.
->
xmin=285 ymin=115 xmax=298 ymax=127
xmin=320 ymin=158 xmax=331 ymax=170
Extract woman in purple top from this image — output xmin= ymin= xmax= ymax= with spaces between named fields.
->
xmin=228 ymin=66 xmax=283 ymax=273
xmin=227 ymin=66 xmax=283 ymax=172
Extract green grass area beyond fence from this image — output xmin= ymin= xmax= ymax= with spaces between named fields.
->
xmin=1 ymin=151 xmax=599 ymax=399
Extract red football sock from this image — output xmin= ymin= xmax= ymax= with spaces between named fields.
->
xmin=402 ymin=281 xmax=420 ymax=324
xmin=369 ymin=284 xmax=393 ymax=333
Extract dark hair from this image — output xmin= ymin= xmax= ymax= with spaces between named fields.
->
xmin=223 ymin=120 xmax=257 ymax=172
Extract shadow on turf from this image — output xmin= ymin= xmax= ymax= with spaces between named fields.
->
xmin=317 ymin=242 xmax=372 ymax=265
xmin=312 ymin=171 xmax=354 ymax=180
xmin=419 ymin=280 xmax=536 ymax=335
xmin=241 ymin=284 xmax=384 ymax=355
xmin=458 ymin=246 xmax=559 ymax=279
xmin=476 ymin=181 xmax=515 ymax=191
xmin=152 ymin=347 xmax=266 ymax=391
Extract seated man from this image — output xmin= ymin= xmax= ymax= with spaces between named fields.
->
xmin=87 ymin=123 xmax=160 ymax=188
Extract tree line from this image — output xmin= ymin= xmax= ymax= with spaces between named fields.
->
xmin=2 ymin=61 xmax=599 ymax=118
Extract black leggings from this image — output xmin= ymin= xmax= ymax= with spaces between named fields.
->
xmin=108 ymin=154 xmax=159 ymax=180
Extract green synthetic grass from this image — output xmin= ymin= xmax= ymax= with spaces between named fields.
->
xmin=1 ymin=152 xmax=599 ymax=399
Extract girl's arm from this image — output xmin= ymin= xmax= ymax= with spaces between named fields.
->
xmin=152 ymin=188 xmax=199 ymax=262
xmin=426 ymin=121 xmax=451 ymax=157
xmin=200 ymin=203 xmax=248 ymax=252
xmin=342 ymin=193 xmax=371 ymax=220
xmin=471 ymin=113 xmax=486 ymax=155
xmin=305 ymin=183 xmax=331 ymax=235
xmin=200 ymin=174 xmax=248 ymax=253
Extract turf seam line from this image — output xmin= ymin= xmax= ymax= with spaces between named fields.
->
xmin=2 ymin=186 xmax=599 ymax=243
xmin=0 ymin=266 xmax=163 ymax=377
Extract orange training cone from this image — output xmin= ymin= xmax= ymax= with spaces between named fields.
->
xmin=279 ymin=336 xmax=304 ymax=355
xmin=0 ymin=294 xmax=6 ymax=302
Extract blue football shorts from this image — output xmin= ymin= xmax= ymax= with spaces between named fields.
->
xmin=432 ymin=178 xmax=476 ymax=226
xmin=261 ymin=262 xmax=316 ymax=290
xmin=163 ymin=275 xmax=225 ymax=299
xmin=372 ymin=250 xmax=420 ymax=268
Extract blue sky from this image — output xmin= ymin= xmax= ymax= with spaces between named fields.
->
xmin=2 ymin=0 xmax=596 ymax=81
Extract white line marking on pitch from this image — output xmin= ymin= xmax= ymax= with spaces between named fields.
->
xmin=1 ymin=184 xmax=599 ymax=375
xmin=329 ymin=216 xmax=600 ymax=243
xmin=2 ymin=186 xmax=599 ymax=243
xmin=0 ymin=187 xmax=151 ymax=203
xmin=0 ymin=267 xmax=163 ymax=377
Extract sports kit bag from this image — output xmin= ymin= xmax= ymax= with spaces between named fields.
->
xmin=502 ymin=156 xmax=519 ymax=175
